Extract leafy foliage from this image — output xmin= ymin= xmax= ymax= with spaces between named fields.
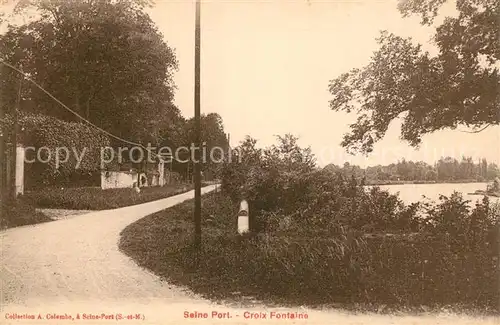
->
xmin=1 ymin=0 xmax=232 ymax=185
xmin=183 ymin=113 xmax=229 ymax=177
xmin=329 ymin=0 xmax=499 ymax=153
xmin=120 ymin=133 xmax=500 ymax=312
xmin=221 ymin=134 xmax=315 ymax=210
xmin=420 ymin=193 xmax=499 ymax=247
xmin=120 ymin=190 xmax=499 ymax=312
xmin=221 ymin=134 xmax=420 ymax=233
xmin=1 ymin=112 xmax=110 ymax=186
xmin=0 ymin=0 xmax=178 ymax=144
xmin=25 ymin=183 xmax=195 ymax=210
xmin=0 ymin=196 xmax=52 ymax=229
xmin=154 ymin=112 xmax=230 ymax=180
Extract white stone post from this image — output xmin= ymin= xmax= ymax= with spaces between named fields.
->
xmin=15 ymin=144 xmax=24 ymax=195
xmin=238 ymin=200 xmax=249 ymax=234
xmin=158 ymin=160 xmax=165 ymax=186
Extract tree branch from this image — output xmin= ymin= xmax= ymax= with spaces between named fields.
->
xmin=459 ymin=124 xmax=493 ymax=134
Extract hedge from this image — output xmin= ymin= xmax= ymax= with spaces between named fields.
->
xmin=1 ymin=112 xmax=110 ymax=186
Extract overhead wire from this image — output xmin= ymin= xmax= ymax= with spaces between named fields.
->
xmin=0 ymin=58 xmax=172 ymax=161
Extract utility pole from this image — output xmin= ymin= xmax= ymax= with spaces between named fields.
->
xmin=169 ymin=158 xmax=173 ymax=185
xmin=226 ymin=133 xmax=231 ymax=162
xmin=193 ymin=0 xmax=202 ymax=250
xmin=0 ymin=126 xmax=4 ymax=209
xmin=0 ymin=70 xmax=5 ymax=215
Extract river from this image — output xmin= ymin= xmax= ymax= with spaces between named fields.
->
xmin=371 ymin=182 xmax=500 ymax=206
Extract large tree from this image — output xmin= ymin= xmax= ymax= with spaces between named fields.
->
xmin=329 ymin=0 xmax=499 ymax=154
xmin=0 ymin=0 xmax=178 ymax=144
xmin=184 ymin=113 xmax=229 ymax=176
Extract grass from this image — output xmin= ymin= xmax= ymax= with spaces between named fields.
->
xmin=1 ymin=198 xmax=53 ymax=229
xmin=23 ymin=183 xmax=202 ymax=210
xmin=119 ymin=191 xmax=498 ymax=314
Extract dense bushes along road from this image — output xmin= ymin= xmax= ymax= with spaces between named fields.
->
xmin=23 ymin=184 xmax=198 ymax=210
xmin=120 ymin=135 xmax=499 ymax=314
xmin=120 ymin=190 xmax=498 ymax=313
xmin=1 ymin=183 xmax=209 ymax=229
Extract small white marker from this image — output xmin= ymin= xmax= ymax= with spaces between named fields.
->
xmin=238 ymin=200 xmax=249 ymax=234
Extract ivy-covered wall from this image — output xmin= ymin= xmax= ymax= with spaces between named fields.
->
xmin=1 ymin=113 xmax=110 ymax=187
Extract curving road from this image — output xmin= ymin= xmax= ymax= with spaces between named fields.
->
xmin=1 ymin=185 xmax=498 ymax=325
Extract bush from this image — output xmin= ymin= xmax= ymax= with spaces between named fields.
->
xmin=179 ymin=233 xmax=366 ymax=303
xmin=120 ymin=190 xmax=499 ymax=313
xmin=0 ymin=198 xmax=52 ymax=229
xmin=421 ymin=193 xmax=499 ymax=248
xmin=241 ymin=170 xmax=421 ymax=234
xmin=120 ymin=191 xmax=367 ymax=305
xmin=221 ymin=135 xmax=315 ymax=210
xmin=221 ymin=136 xmax=421 ymax=234
xmin=357 ymin=233 xmax=498 ymax=310
xmin=1 ymin=112 xmax=110 ymax=187
xmin=354 ymin=194 xmax=498 ymax=310
xmin=24 ymin=184 xmax=195 ymax=210
xmin=122 ymin=134 xmax=500 ymax=312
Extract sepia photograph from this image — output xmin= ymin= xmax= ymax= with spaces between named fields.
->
xmin=0 ymin=0 xmax=499 ymax=324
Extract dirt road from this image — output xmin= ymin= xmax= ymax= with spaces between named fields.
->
xmin=1 ymin=185 xmax=497 ymax=325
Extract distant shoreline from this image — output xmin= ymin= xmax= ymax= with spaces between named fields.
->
xmin=468 ymin=190 xmax=500 ymax=198
xmin=365 ymin=180 xmax=489 ymax=186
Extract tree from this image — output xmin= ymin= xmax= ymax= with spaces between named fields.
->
xmin=221 ymin=134 xmax=315 ymax=207
xmin=489 ymin=177 xmax=500 ymax=192
xmin=178 ymin=113 xmax=229 ymax=179
xmin=481 ymin=158 xmax=489 ymax=179
xmin=263 ymin=134 xmax=316 ymax=173
xmin=396 ymin=159 xmax=411 ymax=180
xmin=426 ymin=169 xmax=437 ymax=181
xmin=487 ymin=163 xmax=500 ymax=180
xmin=436 ymin=157 xmax=460 ymax=181
xmin=329 ymin=0 xmax=499 ymax=154
xmin=0 ymin=0 xmax=178 ymax=144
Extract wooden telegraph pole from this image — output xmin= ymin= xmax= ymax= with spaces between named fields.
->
xmin=193 ymin=0 xmax=202 ymax=250
xmin=11 ymin=77 xmax=21 ymax=201
xmin=0 ymin=71 xmax=5 ymax=214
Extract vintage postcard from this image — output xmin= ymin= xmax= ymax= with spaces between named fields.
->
xmin=0 ymin=0 xmax=498 ymax=324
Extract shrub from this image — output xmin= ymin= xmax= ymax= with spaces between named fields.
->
xmin=356 ymin=194 xmax=499 ymax=310
xmin=24 ymin=184 xmax=194 ymax=210
xmin=221 ymin=135 xmax=315 ymax=210
xmin=357 ymin=233 xmax=498 ymax=310
xmin=1 ymin=112 xmax=110 ymax=187
xmin=0 ymin=197 xmax=52 ymax=229
xmin=182 ymin=232 xmax=367 ymax=303
xmin=221 ymin=135 xmax=421 ymax=234
xmin=123 ymin=133 xmax=500 ymax=312
xmin=120 ymin=191 xmax=367 ymax=304
xmin=420 ymin=193 xmax=499 ymax=249
xmin=120 ymin=189 xmax=499 ymax=312
xmin=246 ymin=170 xmax=421 ymax=234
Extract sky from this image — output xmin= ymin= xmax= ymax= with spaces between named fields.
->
xmin=1 ymin=0 xmax=498 ymax=168
xmin=146 ymin=0 xmax=499 ymax=167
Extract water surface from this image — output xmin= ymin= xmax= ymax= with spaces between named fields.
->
xmin=371 ymin=182 xmax=499 ymax=206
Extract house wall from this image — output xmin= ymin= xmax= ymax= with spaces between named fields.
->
xmin=101 ymin=171 xmax=138 ymax=189
xmin=101 ymin=167 xmax=184 ymax=190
